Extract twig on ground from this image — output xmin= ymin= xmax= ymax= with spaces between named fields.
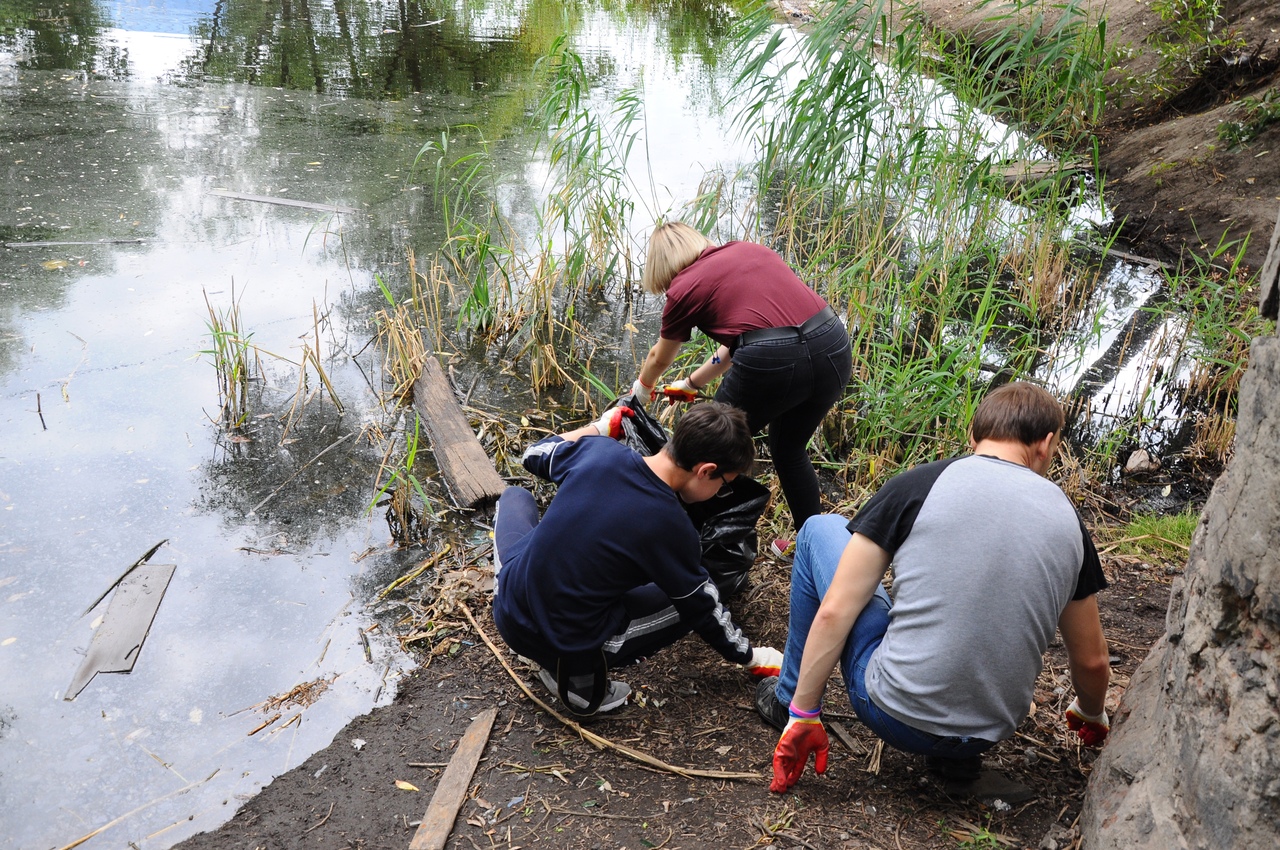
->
xmin=865 ymin=739 xmax=883 ymax=774
xmin=458 ymin=602 xmax=762 ymax=783
xmin=301 ymin=801 xmax=335 ymax=835
xmin=827 ymin=720 xmax=864 ymax=755
xmin=377 ymin=545 xmax=451 ymax=600
xmin=1098 ymin=533 xmax=1189 ymax=554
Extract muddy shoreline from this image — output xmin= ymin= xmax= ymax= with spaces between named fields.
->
xmin=175 ymin=547 xmax=1175 ymax=850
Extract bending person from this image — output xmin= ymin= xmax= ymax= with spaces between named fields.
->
xmin=631 ymin=222 xmax=852 ymax=533
xmin=757 ymin=382 xmax=1112 ymax=792
xmin=492 ymin=401 xmax=783 ymax=716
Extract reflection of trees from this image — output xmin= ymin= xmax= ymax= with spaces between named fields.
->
xmin=179 ymin=0 xmax=739 ymax=102
xmin=184 ymin=0 xmax=572 ymax=101
xmin=0 ymin=0 xmax=128 ymax=77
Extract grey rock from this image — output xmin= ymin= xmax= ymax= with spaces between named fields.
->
xmin=1080 ymin=337 xmax=1280 ymax=849
xmin=1123 ymin=449 xmax=1160 ymax=476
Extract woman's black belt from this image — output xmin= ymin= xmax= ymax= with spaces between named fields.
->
xmin=731 ymin=305 xmax=838 ymax=354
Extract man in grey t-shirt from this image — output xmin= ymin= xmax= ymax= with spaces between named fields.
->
xmin=759 ymin=383 xmax=1113 ymax=794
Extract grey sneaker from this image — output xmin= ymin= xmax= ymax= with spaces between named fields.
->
xmin=537 ymin=667 xmax=631 ymax=714
xmin=755 ymin=676 xmax=789 ymax=732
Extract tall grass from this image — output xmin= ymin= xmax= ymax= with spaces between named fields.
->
xmin=408 ymin=35 xmax=651 ymax=410
xmin=722 ymin=0 xmax=1114 ymax=484
xmin=394 ymin=0 xmax=1263 ymax=503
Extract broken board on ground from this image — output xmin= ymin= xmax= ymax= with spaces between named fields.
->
xmin=65 ymin=564 xmax=175 ymax=700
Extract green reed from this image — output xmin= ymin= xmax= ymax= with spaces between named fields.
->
xmin=201 ymin=287 xmax=258 ymax=429
xmin=371 ymin=412 xmax=438 ymax=545
xmin=408 ymin=35 xmax=652 ymax=410
xmin=397 ymin=0 xmax=1262 ymax=500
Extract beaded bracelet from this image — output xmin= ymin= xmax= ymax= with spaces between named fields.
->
xmin=788 ymin=701 xmax=822 ymax=720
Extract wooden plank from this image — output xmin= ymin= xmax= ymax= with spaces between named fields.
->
xmin=999 ymin=158 xmax=1088 ymax=188
xmin=827 ymin=720 xmax=864 ymax=755
xmin=65 ymin=564 xmax=176 ymax=700
xmin=412 ymin=358 xmax=507 ymax=509
xmin=4 ymin=239 xmax=145 ymax=248
xmin=408 ymin=707 xmax=498 ymax=850
xmin=208 ymin=189 xmax=359 ymax=215
xmin=1260 ymin=205 xmax=1280 ymax=321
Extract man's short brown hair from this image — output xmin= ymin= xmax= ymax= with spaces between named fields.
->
xmin=970 ymin=382 xmax=1064 ymax=446
xmin=665 ymin=402 xmax=754 ymax=475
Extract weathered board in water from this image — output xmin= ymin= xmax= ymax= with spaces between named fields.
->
xmin=66 ymin=563 xmax=176 ymax=700
xmin=412 ymin=357 xmax=507 ymax=509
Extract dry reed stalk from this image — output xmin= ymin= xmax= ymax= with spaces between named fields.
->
xmin=1192 ymin=411 xmax=1236 ymax=462
xmin=458 ymin=602 xmax=762 ymax=783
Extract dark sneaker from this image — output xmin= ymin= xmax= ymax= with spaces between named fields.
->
xmin=537 ymin=667 xmax=631 ymax=714
xmin=755 ymin=676 xmax=790 ymax=732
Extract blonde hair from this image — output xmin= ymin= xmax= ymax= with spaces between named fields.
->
xmin=641 ymin=221 xmax=713 ymax=295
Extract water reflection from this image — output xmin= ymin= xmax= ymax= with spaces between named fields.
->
xmin=0 ymin=1 xmax=748 ymax=846
xmin=2 ymin=0 xmax=744 ymax=98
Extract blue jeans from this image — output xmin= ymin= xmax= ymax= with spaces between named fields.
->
xmin=774 ymin=515 xmax=994 ymax=760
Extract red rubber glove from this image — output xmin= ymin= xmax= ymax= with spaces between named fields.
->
xmin=662 ymin=379 xmax=700 ymax=405
xmin=1065 ymin=697 xmax=1110 ymax=746
xmin=771 ymin=716 xmax=829 ymax=793
xmin=745 ymin=646 xmax=782 ymax=677
xmin=592 ymin=405 xmax=635 ymax=440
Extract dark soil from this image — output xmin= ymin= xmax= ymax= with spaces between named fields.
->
xmin=176 ymin=548 xmax=1172 ymax=850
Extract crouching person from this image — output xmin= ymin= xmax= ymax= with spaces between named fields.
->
xmin=493 ymin=401 xmax=783 ymax=716
xmin=759 ymin=382 xmax=1112 ymax=792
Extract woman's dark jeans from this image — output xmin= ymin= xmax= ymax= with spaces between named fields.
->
xmin=716 ymin=314 xmax=851 ymax=531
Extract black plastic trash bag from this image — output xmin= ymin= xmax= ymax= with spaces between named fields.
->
xmin=682 ymin=475 xmax=769 ymax=597
xmin=615 ymin=393 xmax=668 ymax=457
xmin=613 ymin=394 xmax=768 ymax=597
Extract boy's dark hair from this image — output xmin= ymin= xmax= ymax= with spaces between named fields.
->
xmin=970 ymin=382 xmax=1064 ymax=446
xmin=665 ymin=402 xmax=754 ymax=475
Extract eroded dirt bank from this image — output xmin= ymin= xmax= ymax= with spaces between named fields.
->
xmin=917 ymin=0 xmax=1280 ymax=271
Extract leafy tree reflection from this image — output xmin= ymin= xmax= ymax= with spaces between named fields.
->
xmin=0 ymin=0 xmax=128 ymax=77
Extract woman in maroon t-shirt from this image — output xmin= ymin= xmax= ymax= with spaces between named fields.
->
xmin=631 ymin=221 xmax=852 ymax=531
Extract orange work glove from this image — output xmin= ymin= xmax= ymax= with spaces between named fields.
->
xmin=771 ymin=714 xmax=829 ymax=793
xmin=591 ymin=405 xmax=635 ymax=440
xmin=662 ymin=378 xmax=700 ymax=404
xmin=1065 ymin=697 xmax=1110 ymax=746
xmin=745 ymin=646 xmax=783 ymax=677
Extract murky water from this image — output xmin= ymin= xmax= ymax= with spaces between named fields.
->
xmin=0 ymin=1 xmax=748 ymax=847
